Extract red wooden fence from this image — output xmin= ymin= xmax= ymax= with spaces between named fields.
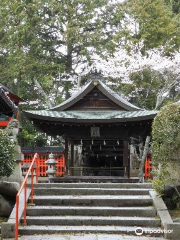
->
xmin=21 ymin=153 xmax=65 ymax=177
xmin=144 ymin=155 xmax=152 ymax=179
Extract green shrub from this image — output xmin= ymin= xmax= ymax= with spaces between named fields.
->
xmin=0 ymin=129 xmax=15 ymax=177
xmin=152 ymin=103 xmax=180 ymax=194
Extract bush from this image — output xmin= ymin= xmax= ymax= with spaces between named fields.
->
xmin=152 ymin=103 xmax=180 ymax=195
xmin=0 ymin=129 xmax=15 ymax=177
xmin=152 ymin=103 xmax=180 ymax=165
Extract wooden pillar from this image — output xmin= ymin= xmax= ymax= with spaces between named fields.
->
xmin=70 ymin=139 xmax=74 ymax=176
xmin=65 ymin=137 xmax=69 ymax=175
xmin=123 ymin=140 xmax=130 ymax=178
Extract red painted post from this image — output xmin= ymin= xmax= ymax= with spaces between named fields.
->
xmin=15 ymin=195 xmax=19 ymax=240
xmin=15 ymin=153 xmax=38 ymax=240
xmin=24 ymin=181 xmax=27 ymax=225
xmin=31 ymin=166 xmax=34 ymax=204
xmin=35 ymin=157 xmax=38 ymax=183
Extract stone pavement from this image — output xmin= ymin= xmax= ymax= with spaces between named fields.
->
xmin=4 ymin=234 xmax=166 ymax=240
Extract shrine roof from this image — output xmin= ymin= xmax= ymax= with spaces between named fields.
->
xmin=0 ymin=83 xmax=23 ymax=102
xmin=25 ymin=110 xmax=158 ymax=123
xmin=50 ymin=79 xmax=140 ymax=111
xmin=0 ymin=86 xmax=18 ymax=116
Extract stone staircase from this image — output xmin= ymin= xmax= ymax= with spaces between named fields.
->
xmin=19 ymin=182 xmax=163 ymax=237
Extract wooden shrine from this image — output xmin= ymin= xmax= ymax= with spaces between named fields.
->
xmin=25 ymin=76 xmax=157 ymax=178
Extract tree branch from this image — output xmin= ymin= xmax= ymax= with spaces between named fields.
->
xmin=155 ymin=77 xmax=180 ymax=110
xmin=34 ymin=79 xmax=53 ymax=108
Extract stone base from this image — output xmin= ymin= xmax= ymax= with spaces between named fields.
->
xmin=164 ymin=222 xmax=180 ymax=239
xmin=2 ymin=161 xmax=23 ymax=184
xmin=1 ymin=189 xmax=31 ymax=238
xmin=130 ymin=169 xmax=139 ymax=177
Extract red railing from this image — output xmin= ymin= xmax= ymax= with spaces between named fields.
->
xmin=15 ymin=153 xmax=39 ymax=240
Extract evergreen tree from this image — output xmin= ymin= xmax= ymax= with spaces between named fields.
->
xmin=0 ymin=0 xmax=123 ymax=102
xmin=124 ymin=0 xmax=180 ymax=53
xmin=47 ymin=0 xmax=123 ymax=98
xmin=0 ymin=0 xmax=63 ymax=107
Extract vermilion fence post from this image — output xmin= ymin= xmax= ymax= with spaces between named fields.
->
xmin=15 ymin=195 xmax=19 ymax=240
xmin=31 ymin=166 xmax=34 ymax=204
xmin=36 ymin=156 xmax=39 ymax=183
xmin=24 ymin=181 xmax=27 ymax=225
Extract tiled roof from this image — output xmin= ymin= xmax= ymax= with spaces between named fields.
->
xmin=25 ymin=110 xmax=157 ymax=123
xmin=99 ymin=80 xmax=140 ymax=110
xmin=50 ymin=81 xmax=92 ymax=111
xmin=50 ymin=79 xmax=140 ymax=111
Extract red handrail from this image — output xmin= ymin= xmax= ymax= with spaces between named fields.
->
xmin=15 ymin=153 xmax=39 ymax=240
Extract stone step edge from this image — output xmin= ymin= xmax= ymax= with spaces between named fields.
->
xmin=33 ymin=188 xmax=152 ymax=190
xmin=24 ymin=216 xmax=159 ymax=220
xmin=27 ymin=206 xmax=155 ymax=210
xmin=33 ymin=183 xmax=152 ymax=186
xmin=32 ymin=195 xmax=151 ymax=199
xmin=18 ymin=225 xmax=163 ymax=237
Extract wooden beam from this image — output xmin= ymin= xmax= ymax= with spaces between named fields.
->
xmin=70 ymin=139 xmax=74 ymax=176
xmin=64 ymin=137 xmax=69 ymax=175
xmin=123 ymin=140 xmax=129 ymax=178
xmin=92 ymin=153 xmax=123 ymax=157
xmin=88 ymin=148 xmax=123 ymax=152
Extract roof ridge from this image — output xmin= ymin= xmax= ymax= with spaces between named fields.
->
xmin=49 ymin=81 xmax=92 ymax=111
xmin=49 ymin=79 xmax=140 ymax=111
xmin=97 ymin=80 xmax=140 ymax=110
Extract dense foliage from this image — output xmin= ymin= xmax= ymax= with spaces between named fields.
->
xmin=125 ymin=0 xmax=180 ymax=53
xmin=152 ymin=103 xmax=180 ymax=193
xmin=0 ymin=0 xmax=123 ymax=103
xmin=0 ymin=130 xmax=15 ymax=177
xmin=152 ymin=103 xmax=180 ymax=163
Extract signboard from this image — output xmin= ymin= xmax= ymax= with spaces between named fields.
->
xmin=91 ymin=127 xmax=100 ymax=137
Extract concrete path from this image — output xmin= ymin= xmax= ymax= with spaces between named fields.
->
xmin=4 ymin=234 xmax=166 ymax=240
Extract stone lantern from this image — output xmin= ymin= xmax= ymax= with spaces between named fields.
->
xmin=45 ymin=153 xmax=58 ymax=182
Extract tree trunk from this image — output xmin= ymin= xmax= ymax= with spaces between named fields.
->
xmin=64 ymin=40 xmax=73 ymax=99
xmin=34 ymin=79 xmax=52 ymax=108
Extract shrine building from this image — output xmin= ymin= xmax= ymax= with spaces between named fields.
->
xmin=0 ymin=84 xmax=22 ymax=127
xmin=25 ymin=76 xmax=157 ymax=179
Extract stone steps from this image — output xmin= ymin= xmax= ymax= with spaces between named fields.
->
xmin=32 ymin=195 xmax=153 ymax=207
xmin=51 ymin=176 xmax=139 ymax=183
xmin=33 ymin=187 xmax=151 ymax=195
xmin=19 ymin=225 xmax=163 ymax=237
xmin=23 ymin=216 xmax=160 ymax=227
xmin=19 ymin=182 xmax=163 ymax=238
xmin=27 ymin=206 xmax=156 ymax=217
xmin=33 ymin=183 xmax=152 ymax=189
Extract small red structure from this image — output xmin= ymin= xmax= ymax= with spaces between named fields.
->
xmin=21 ymin=147 xmax=65 ymax=177
xmin=0 ymin=84 xmax=22 ymax=127
xmin=144 ymin=155 xmax=152 ymax=179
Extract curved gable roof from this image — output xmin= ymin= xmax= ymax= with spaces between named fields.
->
xmin=0 ymin=86 xmax=18 ymax=116
xmin=50 ymin=79 xmax=140 ymax=111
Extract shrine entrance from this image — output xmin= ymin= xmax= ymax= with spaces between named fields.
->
xmin=73 ymin=139 xmax=128 ymax=177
